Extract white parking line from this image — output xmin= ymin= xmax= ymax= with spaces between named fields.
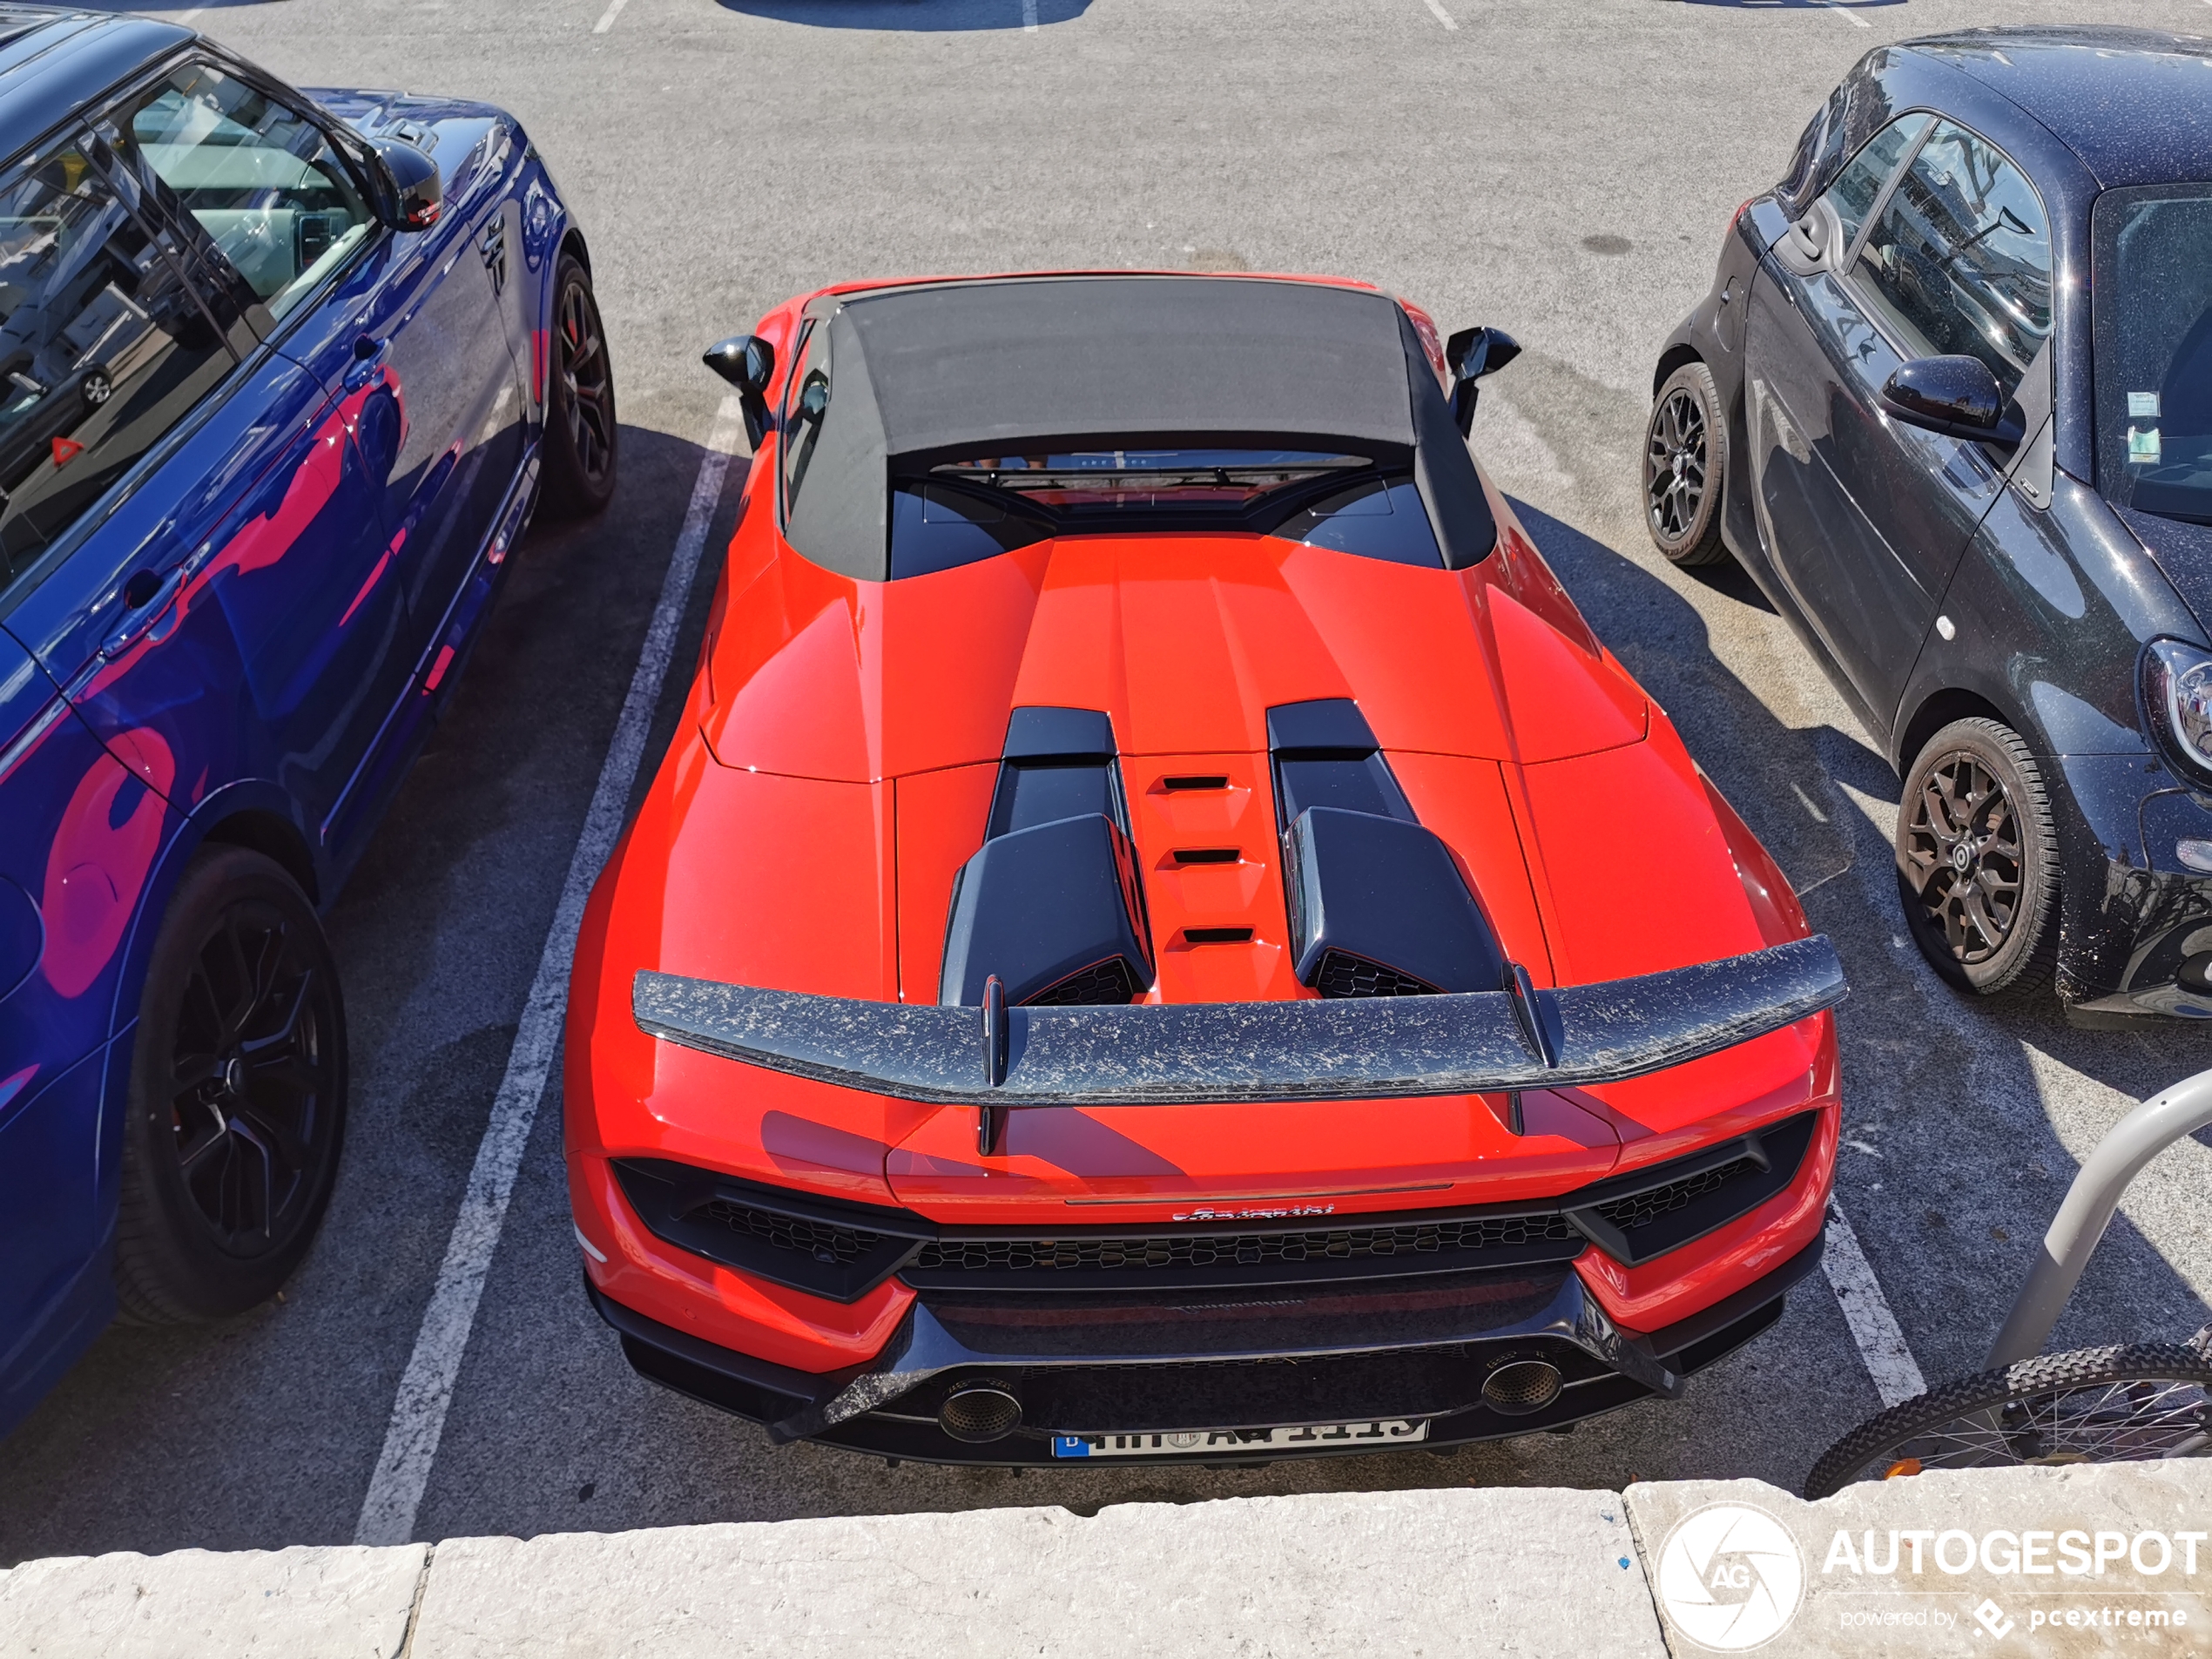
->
xmin=1022 ymin=0 xmax=1038 ymax=29
xmin=354 ymin=396 xmax=746 ymax=1548
xmin=1421 ymin=0 xmax=1458 ymax=29
xmin=1811 ymin=0 xmax=1871 ymax=28
xmin=1824 ymin=1201 xmax=1928 ymax=1408
xmin=592 ymin=0 xmax=630 ymax=34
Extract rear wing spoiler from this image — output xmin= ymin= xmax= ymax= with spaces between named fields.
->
xmin=631 ymin=934 xmax=1844 ymax=1109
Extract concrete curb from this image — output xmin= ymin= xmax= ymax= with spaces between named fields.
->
xmin=4 ymin=1463 xmax=2209 ymax=1656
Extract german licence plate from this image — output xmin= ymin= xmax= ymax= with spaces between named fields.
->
xmin=1049 ymin=1420 xmax=1428 ymax=1458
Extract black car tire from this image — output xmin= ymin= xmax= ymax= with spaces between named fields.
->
xmin=540 ymin=252 xmax=617 ymax=519
xmin=1643 ymin=361 xmax=1730 ymax=567
xmin=114 ymin=846 xmax=347 ymax=1324
xmin=1895 ymin=717 xmax=2059 ymax=998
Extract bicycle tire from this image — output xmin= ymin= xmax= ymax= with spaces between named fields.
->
xmin=1804 ymin=1345 xmax=2212 ymax=1500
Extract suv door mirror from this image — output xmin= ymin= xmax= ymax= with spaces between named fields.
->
xmin=1444 ymin=325 xmax=1521 ymax=436
xmin=703 ymin=334 xmax=776 ymax=448
xmin=368 ymin=138 xmax=441 ymax=231
xmin=1880 ymin=355 xmax=2025 ymax=447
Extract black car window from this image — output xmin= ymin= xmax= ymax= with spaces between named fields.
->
xmin=1849 ymin=119 xmax=2052 ymax=400
xmin=2092 ymin=185 xmax=2212 ymax=526
xmin=101 ymin=63 xmax=374 ymax=327
xmin=0 ymin=135 xmax=234 ymax=590
xmin=1824 ymin=114 xmax=1927 ymax=255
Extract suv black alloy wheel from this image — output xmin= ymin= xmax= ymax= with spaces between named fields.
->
xmin=116 ymin=846 xmax=347 ymax=1322
xmin=542 ymin=251 xmax=617 ymax=517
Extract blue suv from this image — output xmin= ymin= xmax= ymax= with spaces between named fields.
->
xmin=0 ymin=7 xmax=615 ymax=1434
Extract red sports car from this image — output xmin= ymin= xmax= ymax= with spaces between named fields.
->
xmin=564 ymin=273 xmax=1845 ymax=1466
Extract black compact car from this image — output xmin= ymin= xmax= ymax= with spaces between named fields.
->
xmin=1648 ymin=25 xmax=2212 ymax=1022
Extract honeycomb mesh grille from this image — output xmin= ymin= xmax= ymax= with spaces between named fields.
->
xmin=1025 ymin=959 xmax=1139 ymax=1007
xmin=910 ymin=1214 xmax=1578 ymax=1276
xmin=1592 ymin=1157 xmax=1761 ymax=1233
xmin=1313 ymin=950 xmax=1436 ymax=999
xmin=695 ymin=1198 xmax=885 ymax=1264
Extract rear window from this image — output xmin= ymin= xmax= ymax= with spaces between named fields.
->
xmin=2093 ymin=185 xmax=2212 ymax=525
xmin=887 ymin=448 xmax=1443 ymax=579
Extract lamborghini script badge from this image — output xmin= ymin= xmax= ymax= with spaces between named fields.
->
xmin=1170 ymin=1204 xmax=1337 ymax=1222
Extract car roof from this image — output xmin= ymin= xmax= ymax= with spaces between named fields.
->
xmin=778 ymin=273 xmax=1500 ymax=582
xmin=0 ymin=7 xmax=191 ymax=163
xmin=1901 ymin=25 xmax=2212 ymax=189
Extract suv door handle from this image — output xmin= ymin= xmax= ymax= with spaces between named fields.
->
xmin=100 ymin=566 xmax=184 ymax=658
xmin=343 ymin=334 xmax=392 ymax=391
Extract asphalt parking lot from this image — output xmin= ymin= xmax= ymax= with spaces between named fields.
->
xmin=6 ymin=0 xmax=2212 ymax=1562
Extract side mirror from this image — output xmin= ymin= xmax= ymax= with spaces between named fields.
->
xmin=1879 ymin=355 xmax=2026 ymax=447
xmin=1444 ymin=325 xmax=1522 ymax=436
xmin=703 ymin=334 xmax=775 ymax=448
xmin=368 ymin=138 xmax=441 ymax=232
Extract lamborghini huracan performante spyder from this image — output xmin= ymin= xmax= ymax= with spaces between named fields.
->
xmin=565 ymin=273 xmax=1848 ymax=1467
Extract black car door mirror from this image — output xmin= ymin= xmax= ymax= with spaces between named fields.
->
xmin=1880 ymin=355 xmax=2026 ymax=447
xmin=368 ymin=138 xmax=441 ymax=231
xmin=703 ymin=334 xmax=776 ymax=447
xmin=1444 ymin=325 xmax=1521 ymax=436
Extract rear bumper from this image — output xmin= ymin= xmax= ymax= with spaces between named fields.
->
xmin=589 ymin=1233 xmax=1824 ymax=1467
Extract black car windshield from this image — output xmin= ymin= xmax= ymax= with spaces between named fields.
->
xmin=2094 ymin=185 xmax=2212 ymax=525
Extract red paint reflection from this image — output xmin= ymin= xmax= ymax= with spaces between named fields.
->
xmin=41 ymin=728 xmax=173 ymax=999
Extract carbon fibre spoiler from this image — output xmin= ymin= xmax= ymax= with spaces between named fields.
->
xmin=631 ymin=934 xmax=1844 ymax=1108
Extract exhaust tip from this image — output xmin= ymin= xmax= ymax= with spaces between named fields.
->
xmin=939 ymin=1382 xmax=1023 ymax=1443
xmin=1481 ymin=1359 xmax=1563 ymax=1416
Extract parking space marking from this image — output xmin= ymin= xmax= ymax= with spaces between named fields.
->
xmin=1823 ymin=1201 xmax=1928 ymax=1409
xmin=1421 ymin=0 xmax=1458 ymax=30
xmin=1811 ymin=0 xmax=1871 ymax=28
xmin=353 ymin=396 xmax=747 ymax=1548
xmin=592 ymin=0 xmax=631 ymax=34
xmin=1022 ymin=0 xmax=1038 ymax=29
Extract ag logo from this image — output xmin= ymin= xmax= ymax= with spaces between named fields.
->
xmin=1654 ymin=1501 xmax=1805 ymax=1651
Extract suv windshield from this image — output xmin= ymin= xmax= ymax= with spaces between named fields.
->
xmin=2094 ymin=185 xmax=2212 ymax=524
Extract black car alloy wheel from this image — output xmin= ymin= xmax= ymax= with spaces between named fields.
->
xmin=1643 ymin=361 xmax=1729 ymax=566
xmin=117 ymin=846 xmax=347 ymax=1322
xmin=1895 ymin=718 xmax=2058 ymax=996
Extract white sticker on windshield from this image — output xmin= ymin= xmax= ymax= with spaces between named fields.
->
xmin=2128 ymin=425 xmax=2163 ymax=464
xmin=2129 ymin=392 xmax=2162 ymax=419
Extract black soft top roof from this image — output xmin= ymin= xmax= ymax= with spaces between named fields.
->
xmin=783 ymin=274 xmax=1496 ymax=580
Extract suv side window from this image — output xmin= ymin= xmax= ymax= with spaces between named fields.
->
xmin=1849 ymin=118 xmax=2053 ymax=399
xmin=0 ymin=134 xmax=234 ymax=588
xmin=94 ymin=61 xmax=374 ymax=335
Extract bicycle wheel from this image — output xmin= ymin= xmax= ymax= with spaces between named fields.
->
xmin=1804 ymin=1345 xmax=2212 ymax=1500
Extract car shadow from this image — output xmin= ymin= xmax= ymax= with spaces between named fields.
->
xmin=718 ymin=0 xmax=1091 ymax=29
xmin=1512 ymin=499 xmax=2212 ymax=1404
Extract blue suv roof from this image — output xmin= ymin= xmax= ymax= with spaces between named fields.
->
xmin=0 ymin=7 xmax=190 ymax=162
xmin=1907 ymin=26 xmax=2212 ymax=190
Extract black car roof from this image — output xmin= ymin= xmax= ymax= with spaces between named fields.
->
xmin=0 ymin=8 xmax=190 ymax=161
xmin=1903 ymin=26 xmax=2212 ymax=190
xmin=781 ymin=274 xmax=1497 ymax=581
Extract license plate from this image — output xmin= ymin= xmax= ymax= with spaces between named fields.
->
xmin=1049 ymin=1420 xmax=1428 ymax=1458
